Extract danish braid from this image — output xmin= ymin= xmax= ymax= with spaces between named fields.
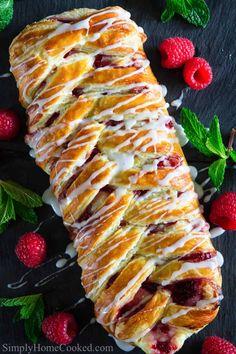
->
xmin=10 ymin=7 xmax=223 ymax=354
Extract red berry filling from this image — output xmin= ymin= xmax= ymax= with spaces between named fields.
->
xmin=180 ymin=251 xmax=216 ymax=263
xmin=129 ymin=86 xmax=148 ymax=94
xmin=64 ymin=49 xmax=79 ymax=58
xmin=105 ymin=119 xmax=123 ymax=127
xmin=151 ymin=323 xmax=177 ymax=354
xmin=165 ymin=120 xmax=174 ymax=129
xmin=72 ymin=86 xmax=84 ymax=97
xmin=166 ymin=278 xmax=203 ymax=306
xmin=46 ymin=111 xmax=60 ymax=127
xmin=157 ymin=155 xmax=182 ymax=169
xmin=147 ymin=222 xmax=176 ymax=234
xmin=134 ymin=190 xmax=149 ymax=197
xmin=117 ymin=288 xmax=152 ymax=319
xmin=93 ymin=54 xmax=112 ymax=68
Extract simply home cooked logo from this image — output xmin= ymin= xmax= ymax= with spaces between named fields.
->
xmin=1 ymin=343 xmax=114 ymax=353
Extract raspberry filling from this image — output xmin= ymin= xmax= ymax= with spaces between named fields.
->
xmin=166 ymin=278 xmax=204 ymax=306
xmin=157 ymin=155 xmax=182 ymax=169
xmin=72 ymin=86 xmax=84 ymax=97
xmin=147 ymin=222 xmax=176 ymax=234
xmin=93 ymin=54 xmax=112 ymax=68
xmin=86 ymin=147 xmax=100 ymax=163
xmin=151 ymin=323 xmax=177 ymax=354
xmin=105 ymin=120 xmax=122 ymax=127
xmin=117 ymin=287 xmax=153 ymax=319
xmin=50 ymin=16 xmax=79 ymax=23
xmin=64 ymin=49 xmax=78 ymax=58
xmin=180 ymin=251 xmax=216 ymax=263
xmin=152 ymin=341 xmax=177 ymax=354
xmin=134 ymin=190 xmax=149 ymax=197
xmin=165 ymin=120 xmax=174 ymax=129
xmin=46 ymin=111 xmax=60 ymax=127
xmin=129 ymin=86 xmax=148 ymax=94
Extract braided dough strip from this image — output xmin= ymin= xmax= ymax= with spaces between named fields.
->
xmin=10 ymin=7 xmax=222 ymax=354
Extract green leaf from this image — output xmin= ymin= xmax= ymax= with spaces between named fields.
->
xmin=229 ymin=150 xmax=236 ymax=163
xmin=0 ymin=294 xmax=44 ymax=344
xmin=184 ymin=0 xmax=210 ymax=28
xmin=0 ymin=180 xmax=42 ymax=208
xmin=208 ymin=158 xmax=226 ymax=189
xmin=181 ymin=107 xmax=213 ymax=156
xmin=161 ymin=0 xmax=210 ymax=28
xmin=24 ymin=297 xmax=44 ymax=343
xmin=0 ymin=185 xmax=4 ymax=205
xmin=0 ymin=294 xmax=41 ymax=309
xmin=0 ymin=0 xmax=14 ymax=31
xmin=161 ymin=8 xmax=175 ymax=22
xmin=206 ymin=116 xmax=227 ymax=158
xmin=0 ymin=222 xmax=8 ymax=234
xmin=14 ymin=201 xmax=38 ymax=224
xmin=0 ymin=191 xmax=15 ymax=225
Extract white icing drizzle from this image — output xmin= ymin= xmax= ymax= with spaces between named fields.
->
xmin=172 ymin=118 xmax=189 ymax=147
xmin=42 ymin=187 xmax=62 ymax=216
xmin=171 ymin=91 xmax=184 ymax=110
xmin=79 ymin=317 xmax=96 ymax=335
xmin=109 ymin=335 xmax=135 ymax=352
xmin=0 ymin=72 xmax=11 ymax=78
xmin=210 ymin=227 xmax=225 ymax=239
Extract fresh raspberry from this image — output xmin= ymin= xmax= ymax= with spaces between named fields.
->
xmin=159 ymin=37 xmax=195 ymax=69
xmin=0 ymin=109 xmax=20 ymax=140
xmin=183 ymin=57 xmax=213 ymax=90
xmin=209 ymin=192 xmax=236 ymax=230
xmin=202 ymin=336 xmax=236 ymax=354
xmin=15 ymin=232 xmax=46 ymax=268
xmin=42 ymin=312 xmax=78 ymax=345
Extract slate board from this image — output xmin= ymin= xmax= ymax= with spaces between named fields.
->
xmin=0 ymin=0 xmax=236 ymax=353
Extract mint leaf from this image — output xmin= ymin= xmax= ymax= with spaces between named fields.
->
xmin=208 ymin=158 xmax=226 ymax=189
xmin=24 ymin=297 xmax=44 ymax=343
xmin=161 ymin=8 xmax=175 ymax=22
xmin=181 ymin=107 xmax=213 ymax=156
xmin=0 ymin=294 xmax=44 ymax=344
xmin=0 ymin=0 xmax=14 ymax=31
xmin=14 ymin=201 xmax=38 ymax=224
xmin=0 ymin=222 xmax=8 ymax=234
xmin=230 ymin=150 xmax=236 ymax=162
xmin=161 ymin=0 xmax=210 ymax=28
xmin=206 ymin=116 xmax=227 ymax=158
xmin=185 ymin=0 xmax=210 ymax=28
xmin=0 ymin=294 xmax=41 ymax=309
xmin=0 ymin=185 xmax=4 ymax=205
xmin=0 ymin=180 xmax=42 ymax=208
xmin=0 ymin=190 xmax=15 ymax=225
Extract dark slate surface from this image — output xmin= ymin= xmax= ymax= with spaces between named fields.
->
xmin=0 ymin=0 xmax=236 ymax=353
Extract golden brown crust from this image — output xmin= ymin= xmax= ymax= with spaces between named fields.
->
xmin=10 ymin=6 xmax=222 ymax=354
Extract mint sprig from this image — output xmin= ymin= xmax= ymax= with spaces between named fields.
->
xmin=0 ymin=294 xmax=44 ymax=343
xmin=0 ymin=0 xmax=14 ymax=31
xmin=161 ymin=0 xmax=210 ymax=28
xmin=0 ymin=180 xmax=42 ymax=234
xmin=181 ymin=107 xmax=236 ymax=189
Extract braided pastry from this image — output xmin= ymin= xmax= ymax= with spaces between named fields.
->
xmin=10 ymin=6 xmax=223 ymax=354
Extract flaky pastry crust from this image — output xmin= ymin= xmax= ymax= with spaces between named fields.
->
xmin=10 ymin=6 xmax=222 ymax=354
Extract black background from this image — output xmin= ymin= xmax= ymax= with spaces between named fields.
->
xmin=0 ymin=0 xmax=235 ymax=353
